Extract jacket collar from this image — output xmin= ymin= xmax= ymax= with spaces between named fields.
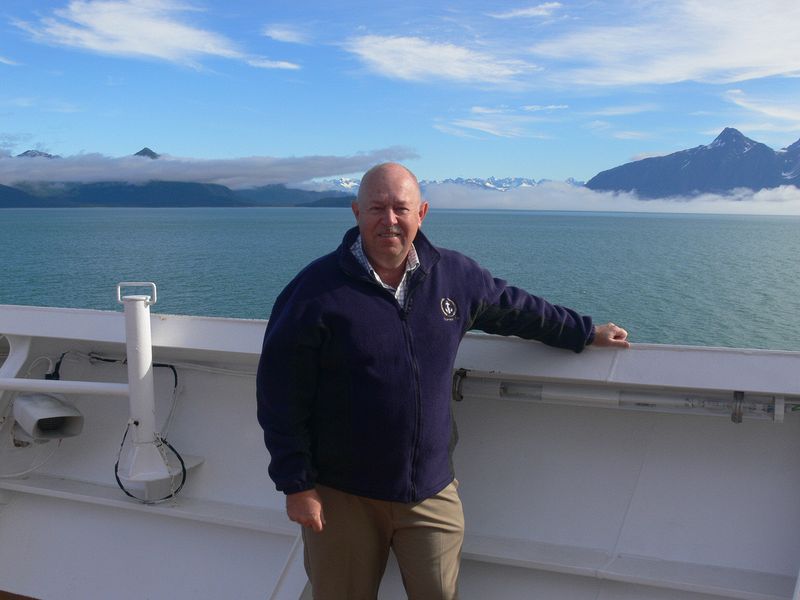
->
xmin=338 ymin=226 xmax=440 ymax=279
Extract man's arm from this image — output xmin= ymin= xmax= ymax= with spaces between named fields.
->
xmin=591 ymin=322 xmax=630 ymax=348
xmin=464 ymin=257 xmax=630 ymax=352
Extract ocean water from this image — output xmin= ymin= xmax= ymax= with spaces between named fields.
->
xmin=2 ymin=207 xmax=800 ymax=351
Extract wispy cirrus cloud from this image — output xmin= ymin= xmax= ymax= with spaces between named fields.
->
xmin=531 ymin=0 xmax=800 ymax=85
xmin=448 ymin=119 xmax=529 ymax=138
xmin=436 ymin=106 xmax=553 ymax=139
xmin=262 ymin=24 xmax=310 ymax=44
xmin=344 ymin=35 xmax=536 ymax=84
xmin=613 ymin=130 xmax=649 ymax=140
xmin=488 ymin=3 xmax=563 ymax=20
xmin=590 ymin=104 xmax=659 ymax=117
xmin=0 ymin=56 xmax=20 ymax=66
xmin=15 ymin=0 xmax=299 ymax=70
xmin=724 ymin=89 xmax=800 ymax=128
xmin=522 ymin=104 xmax=568 ymax=112
xmin=1 ymin=96 xmax=81 ymax=113
xmin=0 ymin=146 xmax=417 ymax=188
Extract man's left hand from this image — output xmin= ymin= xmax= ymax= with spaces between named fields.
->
xmin=592 ymin=323 xmax=630 ymax=348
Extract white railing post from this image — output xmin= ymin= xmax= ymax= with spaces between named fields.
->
xmin=120 ymin=286 xmax=157 ymax=445
xmin=115 ymin=283 xmax=174 ymax=502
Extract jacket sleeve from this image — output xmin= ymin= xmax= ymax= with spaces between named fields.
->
xmin=467 ymin=261 xmax=595 ymax=353
xmin=256 ymin=284 xmax=324 ymax=495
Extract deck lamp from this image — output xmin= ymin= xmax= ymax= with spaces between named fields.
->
xmin=12 ymin=393 xmax=84 ymax=443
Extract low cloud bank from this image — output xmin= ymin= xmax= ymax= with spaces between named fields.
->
xmin=424 ymin=182 xmax=800 ymax=216
xmin=3 ymin=151 xmax=800 ymax=215
xmin=0 ymin=147 xmax=416 ymax=189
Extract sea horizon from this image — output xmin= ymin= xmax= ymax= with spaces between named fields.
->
xmin=4 ymin=206 xmax=799 ymax=352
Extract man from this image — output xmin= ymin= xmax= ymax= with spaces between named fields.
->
xmin=256 ymin=163 xmax=629 ymax=599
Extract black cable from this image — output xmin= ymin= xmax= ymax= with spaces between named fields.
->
xmin=45 ymin=352 xmax=68 ymax=380
xmin=88 ymin=353 xmax=178 ymax=391
xmin=154 ymin=362 xmax=179 ymax=390
xmin=48 ymin=351 xmax=187 ymax=502
xmin=114 ymin=422 xmax=187 ymax=504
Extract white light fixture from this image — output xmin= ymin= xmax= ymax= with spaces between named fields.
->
xmin=12 ymin=393 xmax=84 ymax=442
xmin=452 ymin=370 xmax=789 ymax=423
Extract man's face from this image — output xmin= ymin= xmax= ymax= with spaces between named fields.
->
xmin=352 ymin=166 xmax=429 ymax=271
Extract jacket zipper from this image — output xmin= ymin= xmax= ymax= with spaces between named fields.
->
xmin=401 ymin=308 xmax=423 ymax=502
xmin=349 ymin=263 xmax=425 ymax=502
xmin=401 ymin=277 xmax=423 ymax=502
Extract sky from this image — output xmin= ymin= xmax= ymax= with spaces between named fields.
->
xmin=3 ymin=0 xmax=800 ymax=212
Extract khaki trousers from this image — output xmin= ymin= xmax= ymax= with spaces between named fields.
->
xmin=302 ymin=480 xmax=464 ymax=600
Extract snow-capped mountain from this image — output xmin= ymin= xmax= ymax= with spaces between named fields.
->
xmin=16 ymin=150 xmax=60 ymax=159
xmin=317 ymin=176 xmax=583 ymax=193
xmin=429 ymin=177 xmax=540 ymax=191
xmin=586 ymin=128 xmax=800 ymax=197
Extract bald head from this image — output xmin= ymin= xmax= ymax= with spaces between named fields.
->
xmin=357 ymin=163 xmax=422 ymax=209
xmin=351 ymin=162 xmax=429 ymax=282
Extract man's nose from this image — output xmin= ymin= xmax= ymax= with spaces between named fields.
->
xmin=382 ymin=209 xmax=398 ymax=225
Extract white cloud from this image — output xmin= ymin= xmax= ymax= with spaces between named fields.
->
xmin=0 ymin=146 xmax=418 ymax=189
xmin=432 ymin=122 xmax=480 ymax=139
xmin=489 ymin=3 xmax=562 ymax=19
xmin=613 ymin=131 xmax=649 ymax=140
xmin=470 ymin=106 xmax=508 ymax=115
xmin=438 ymin=106 xmax=551 ymax=139
xmin=344 ymin=35 xmax=536 ymax=84
xmin=0 ymin=56 xmax=20 ymax=66
xmin=724 ymin=90 xmax=800 ymax=126
xmin=531 ymin=0 xmax=800 ymax=85
xmin=450 ymin=119 xmax=526 ymax=138
xmin=631 ymin=152 xmax=668 ymax=162
xmin=590 ymin=104 xmax=659 ymax=116
xmin=586 ymin=120 xmax=611 ymax=131
xmin=424 ymin=181 xmax=800 ymax=216
xmin=4 ymin=97 xmax=37 ymax=108
xmin=15 ymin=0 xmax=299 ymax=70
xmin=262 ymin=24 xmax=309 ymax=44
xmin=1 ymin=96 xmax=81 ymax=113
xmin=246 ymin=58 xmax=300 ymax=70
xmin=522 ymin=104 xmax=568 ymax=112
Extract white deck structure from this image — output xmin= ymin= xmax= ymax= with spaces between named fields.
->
xmin=1 ymin=295 xmax=799 ymax=600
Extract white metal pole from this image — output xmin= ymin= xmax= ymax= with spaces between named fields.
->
xmin=115 ymin=283 xmax=178 ymax=502
xmin=122 ymin=294 xmax=157 ymax=445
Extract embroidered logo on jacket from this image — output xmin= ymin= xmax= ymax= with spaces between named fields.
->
xmin=440 ymin=297 xmax=458 ymax=320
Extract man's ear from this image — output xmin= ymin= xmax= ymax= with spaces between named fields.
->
xmin=418 ymin=201 xmax=429 ymax=224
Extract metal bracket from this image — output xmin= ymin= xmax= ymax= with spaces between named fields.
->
xmin=116 ymin=282 xmax=157 ymax=306
xmin=452 ymin=368 xmax=468 ymax=402
xmin=731 ymin=391 xmax=744 ymax=424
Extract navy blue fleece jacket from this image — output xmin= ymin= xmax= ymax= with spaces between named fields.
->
xmin=256 ymin=226 xmax=595 ymax=503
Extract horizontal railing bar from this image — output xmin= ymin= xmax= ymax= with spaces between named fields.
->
xmin=0 ymin=378 xmax=129 ymax=396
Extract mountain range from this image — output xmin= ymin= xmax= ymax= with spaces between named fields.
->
xmin=0 ymin=148 xmax=355 ymax=208
xmin=0 ymin=148 xmax=580 ymax=208
xmin=3 ymin=131 xmax=799 ymax=207
xmin=586 ymin=128 xmax=800 ymax=198
xmin=0 ymin=180 xmax=354 ymax=208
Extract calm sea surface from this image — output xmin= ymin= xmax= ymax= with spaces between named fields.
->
xmin=2 ymin=207 xmax=800 ymax=350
